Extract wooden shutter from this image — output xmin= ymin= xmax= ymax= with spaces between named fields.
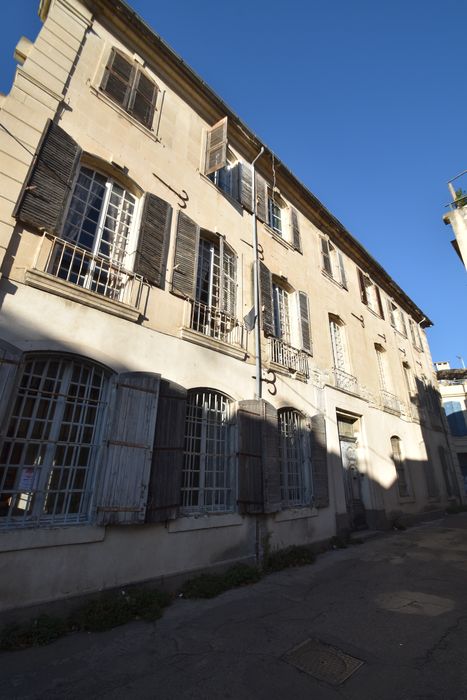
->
xmin=171 ymin=211 xmax=200 ymax=298
xmin=297 ymin=291 xmax=312 ymax=355
xmin=321 ymin=238 xmax=332 ymax=275
xmin=0 ymin=340 xmax=22 ymax=429
xmin=290 ymin=208 xmax=302 ymax=252
xmin=375 ymin=287 xmax=385 ymax=318
xmin=337 ymin=251 xmax=347 ymax=289
xmin=205 ymin=117 xmax=228 ymax=175
xmin=97 ymin=372 xmax=160 ymax=525
xmin=239 ymin=162 xmax=253 ymax=212
xmin=255 ymin=173 xmax=268 ymax=223
xmin=237 ymin=400 xmax=263 ymax=513
xmin=400 ymin=311 xmax=407 ymax=337
xmin=101 ymin=49 xmax=134 ymax=109
xmin=311 ymin=412 xmax=329 ymax=507
xmin=130 ymin=70 xmax=158 ymax=127
xmin=237 ymin=399 xmax=281 ymax=514
xmin=146 ymin=380 xmax=187 ymax=522
xmin=358 ymin=270 xmax=368 ymax=305
xmin=387 ymin=299 xmax=396 ymax=327
xmin=14 ymin=120 xmax=81 ymax=234
xmin=135 ymin=193 xmax=172 ymax=287
xmin=259 ymin=261 xmax=274 ymax=336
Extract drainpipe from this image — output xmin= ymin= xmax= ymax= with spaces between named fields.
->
xmin=252 ymin=147 xmax=264 ymax=399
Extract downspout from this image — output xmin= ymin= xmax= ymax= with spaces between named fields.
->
xmin=252 ymin=147 xmax=264 ymax=399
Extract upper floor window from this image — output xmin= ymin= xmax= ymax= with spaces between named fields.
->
xmin=358 ymin=270 xmax=384 ymax=317
xmin=443 ymin=400 xmax=467 ymax=436
xmin=278 ymin=409 xmax=311 ymax=507
xmin=50 ymin=166 xmax=138 ymax=301
xmin=408 ymin=318 xmax=423 ymax=351
xmin=101 ymin=49 xmax=158 ymax=128
xmin=272 ymin=283 xmax=291 ymax=344
xmin=329 ymin=315 xmax=357 ymax=392
xmin=387 ymin=300 xmax=407 ymax=336
xmin=268 ymin=190 xmax=283 ymax=235
xmin=0 ymin=356 xmax=109 ymax=528
xmin=181 ymin=389 xmax=236 ymax=513
xmin=321 ymin=239 xmax=347 ymax=289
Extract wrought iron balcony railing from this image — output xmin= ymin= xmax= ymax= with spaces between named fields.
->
xmin=380 ymin=390 xmax=401 ymax=414
xmin=333 ymin=367 xmax=358 ymax=394
xmin=187 ymin=299 xmax=245 ymax=347
xmin=269 ymin=338 xmax=309 ymax=377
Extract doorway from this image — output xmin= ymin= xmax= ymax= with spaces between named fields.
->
xmin=337 ymin=414 xmax=367 ymax=530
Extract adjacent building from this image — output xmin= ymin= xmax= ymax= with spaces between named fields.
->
xmin=443 ymin=175 xmax=467 ymax=269
xmin=0 ymin=0 xmax=458 ymax=614
xmin=435 ymin=363 xmax=467 ymax=493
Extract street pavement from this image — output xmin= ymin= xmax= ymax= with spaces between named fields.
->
xmin=2 ymin=514 xmax=467 ymax=699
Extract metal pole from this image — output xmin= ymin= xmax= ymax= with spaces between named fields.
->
xmin=251 ymin=146 xmax=264 ymax=399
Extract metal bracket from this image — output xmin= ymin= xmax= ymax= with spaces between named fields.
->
xmin=252 ymin=368 xmax=277 ymax=396
xmin=153 ymin=172 xmax=189 ymax=208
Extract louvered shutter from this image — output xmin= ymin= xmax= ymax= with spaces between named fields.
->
xmin=259 ymin=261 xmax=274 ymax=336
xmin=0 ymin=340 xmax=22 ymax=429
xmin=146 ymin=380 xmax=187 ymax=522
xmin=262 ymin=400 xmax=282 ymax=512
xmin=205 ymin=117 xmax=228 ymax=175
xmin=237 ymin=400 xmax=263 ymax=513
xmin=358 ymin=270 xmax=368 ymax=305
xmin=376 ymin=287 xmax=385 ymax=318
xmin=97 ymin=372 xmax=160 ymax=525
xmin=135 ymin=193 xmax=172 ymax=287
xmin=237 ymin=399 xmax=281 ymax=514
xmin=337 ymin=251 xmax=347 ymax=289
xmin=400 ymin=311 xmax=407 ymax=337
xmin=14 ymin=120 xmax=81 ymax=234
xmin=255 ymin=173 xmax=268 ymax=223
xmin=171 ymin=211 xmax=200 ymax=298
xmin=101 ymin=49 xmax=134 ymax=109
xmin=239 ymin=162 xmax=253 ymax=212
xmin=387 ymin=300 xmax=396 ymax=327
xmin=297 ymin=291 xmax=312 ymax=355
xmin=321 ymin=239 xmax=332 ymax=275
xmin=311 ymin=412 xmax=329 ymax=507
xmin=290 ymin=208 xmax=302 ymax=252
xmin=130 ymin=70 xmax=158 ymax=127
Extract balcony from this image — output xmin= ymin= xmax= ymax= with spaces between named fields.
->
xmin=270 ymin=338 xmax=309 ymax=377
xmin=26 ymin=233 xmax=146 ymax=321
xmin=380 ymin=390 xmax=401 ymax=415
xmin=333 ymin=368 xmax=358 ymax=394
xmin=181 ymin=299 xmax=246 ymax=359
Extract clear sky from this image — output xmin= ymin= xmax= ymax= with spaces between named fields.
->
xmin=1 ymin=0 xmax=466 ymax=368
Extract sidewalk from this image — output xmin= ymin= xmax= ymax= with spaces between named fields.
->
xmin=2 ymin=515 xmax=467 ymax=699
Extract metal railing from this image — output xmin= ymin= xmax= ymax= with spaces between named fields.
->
xmin=269 ymin=338 xmax=309 ymax=377
xmin=380 ymin=390 xmax=400 ymax=414
xmin=333 ymin=367 xmax=358 ymax=394
xmin=33 ymin=233 xmax=146 ymax=310
xmin=187 ymin=299 xmax=245 ymax=347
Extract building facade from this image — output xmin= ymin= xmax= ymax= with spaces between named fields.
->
xmin=435 ymin=364 xmax=467 ymax=494
xmin=0 ymin=0 xmax=457 ymax=614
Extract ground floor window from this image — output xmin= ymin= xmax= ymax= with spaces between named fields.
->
xmin=278 ymin=408 xmax=311 ymax=506
xmin=181 ymin=389 xmax=236 ymax=513
xmin=0 ymin=356 xmax=108 ymax=527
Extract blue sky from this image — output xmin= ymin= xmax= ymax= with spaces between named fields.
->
xmin=1 ymin=0 xmax=466 ymax=367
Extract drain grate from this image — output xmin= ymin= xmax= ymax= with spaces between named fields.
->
xmin=283 ymin=638 xmax=364 ymax=685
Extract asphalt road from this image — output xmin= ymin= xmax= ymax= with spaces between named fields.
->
xmin=2 ymin=514 xmax=467 ymax=699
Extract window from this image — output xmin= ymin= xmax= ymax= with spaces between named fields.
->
xmin=329 ymin=316 xmax=357 ymax=393
xmin=208 ymin=163 xmax=238 ymax=199
xmin=390 ymin=436 xmax=410 ymax=498
xmin=191 ymin=232 xmax=237 ymax=342
xmin=321 ymin=239 xmax=347 ymax=288
xmin=181 ymin=390 xmax=236 ymax=513
xmin=49 ymin=166 xmax=138 ymax=301
xmin=100 ymin=49 xmax=158 ymax=128
xmin=358 ymin=271 xmax=384 ymax=317
xmin=387 ymin=300 xmax=407 ymax=336
xmin=409 ymin=318 xmax=423 ymax=351
xmin=278 ymin=409 xmax=311 ymax=507
xmin=444 ymin=400 xmax=467 ymax=436
xmin=0 ymin=357 xmax=108 ymax=528
xmin=273 ymin=283 xmax=291 ymax=344
xmin=268 ymin=190 xmax=283 ymax=235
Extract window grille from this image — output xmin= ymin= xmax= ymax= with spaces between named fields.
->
xmin=279 ymin=409 xmax=311 ymax=506
xmin=273 ymin=284 xmax=291 ymax=344
xmin=181 ymin=390 xmax=236 ymax=513
xmin=0 ymin=357 xmax=108 ymax=528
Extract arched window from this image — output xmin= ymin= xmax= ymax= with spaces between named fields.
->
xmin=390 ymin=436 xmax=410 ymax=498
xmin=0 ymin=356 xmax=109 ymax=527
xmin=181 ymin=389 xmax=236 ymax=513
xmin=278 ymin=408 xmax=311 ymax=507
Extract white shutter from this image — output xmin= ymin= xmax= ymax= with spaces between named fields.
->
xmin=297 ymin=291 xmax=312 ymax=355
xmin=205 ymin=117 xmax=228 ymax=175
xmin=96 ymin=372 xmax=160 ymax=525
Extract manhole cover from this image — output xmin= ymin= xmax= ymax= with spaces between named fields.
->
xmin=283 ymin=638 xmax=364 ymax=685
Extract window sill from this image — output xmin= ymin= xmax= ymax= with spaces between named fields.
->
xmin=90 ymin=85 xmax=161 ymax=143
xmin=263 ymin=224 xmax=295 ymax=251
xmin=274 ymin=506 xmax=318 ymax=522
xmin=168 ymin=513 xmax=244 ymax=533
xmin=321 ymin=269 xmax=347 ymax=291
xmin=180 ymin=326 xmax=247 ymax=361
xmin=269 ymin=360 xmax=308 ymax=382
xmin=0 ymin=524 xmax=105 ymax=553
xmin=365 ymin=305 xmax=384 ymax=321
xmin=25 ymin=269 xmax=141 ymax=323
xmin=199 ymin=173 xmax=243 ymax=213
